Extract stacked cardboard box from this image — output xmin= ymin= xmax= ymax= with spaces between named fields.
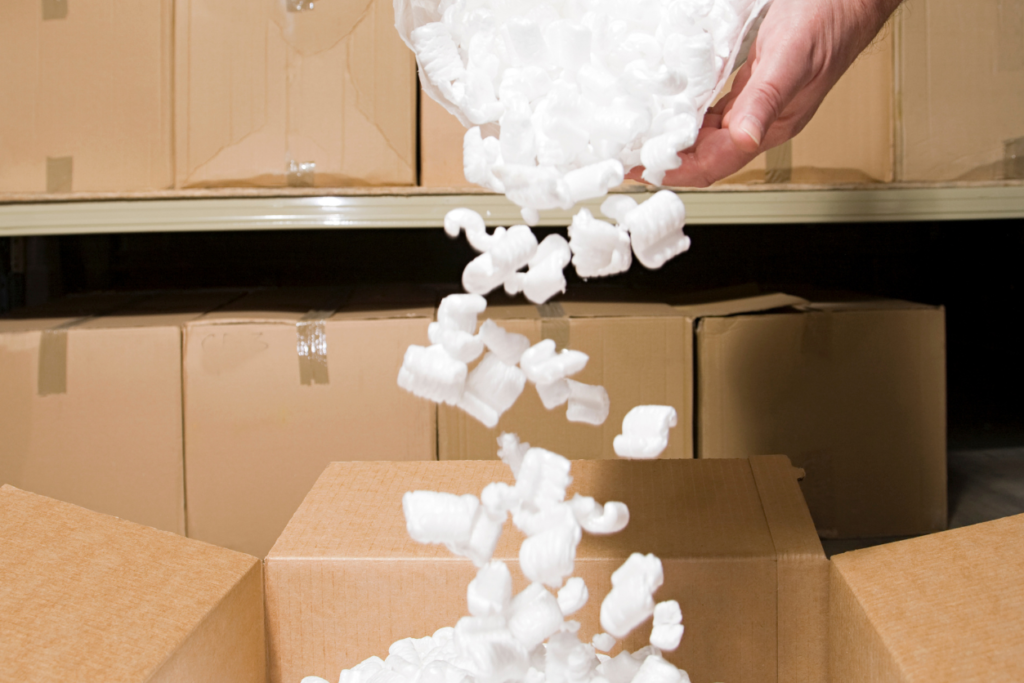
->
xmin=0 ymin=1 xmax=174 ymax=193
xmin=182 ymin=286 xmax=437 ymax=558
xmin=174 ymin=0 xmax=416 ymax=188
xmin=0 ymin=0 xmax=415 ymax=194
xmin=897 ymin=0 xmax=1024 ymax=181
xmin=674 ymin=291 xmax=947 ymax=539
xmin=0 ymin=290 xmax=241 ymax=534
xmin=437 ymin=299 xmax=691 ymax=461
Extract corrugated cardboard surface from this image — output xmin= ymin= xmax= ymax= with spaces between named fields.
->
xmin=265 ymin=456 xmax=827 ymax=683
xmin=720 ymin=26 xmax=894 ymax=184
xmin=438 ymin=302 xmax=691 ymax=461
xmin=421 ymin=94 xmax=473 ymax=188
xmin=183 ymin=287 xmax=437 ymax=558
xmin=175 ymin=0 xmax=416 ymax=188
xmin=696 ymin=300 xmax=947 ymax=538
xmin=0 ymin=291 xmax=239 ymax=535
xmin=0 ymin=485 xmax=265 ymax=683
xmin=898 ymin=0 xmax=1024 ymax=181
xmin=830 ymin=514 xmax=1024 ymax=682
xmin=0 ymin=1 xmax=173 ymax=193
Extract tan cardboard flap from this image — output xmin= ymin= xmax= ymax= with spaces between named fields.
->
xmin=267 ymin=458 xmax=825 ymax=683
xmin=830 ymin=514 xmax=1024 ymax=682
xmin=0 ymin=485 xmax=264 ymax=682
xmin=749 ymin=456 xmax=828 ymax=683
xmin=674 ymin=292 xmax=809 ymax=319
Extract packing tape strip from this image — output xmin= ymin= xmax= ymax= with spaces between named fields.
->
xmin=297 ymin=310 xmax=334 ymax=386
xmin=537 ymin=302 xmax=570 ymax=351
xmin=42 ymin=0 xmax=67 ymax=21
xmin=765 ymin=140 xmax=793 ymax=184
xmin=37 ymin=317 xmax=91 ymax=396
xmin=998 ymin=0 xmax=1024 ymax=72
xmin=46 ymin=157 xmax=72 ymax=193
xmin=287 ymin=161 xmax=316 ymax=187
xmin=1005 ymin=136 xmax=1024 ymax=179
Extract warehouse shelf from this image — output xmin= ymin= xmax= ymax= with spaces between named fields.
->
xmin=1 ymin=182 xmax=1023 ymax=236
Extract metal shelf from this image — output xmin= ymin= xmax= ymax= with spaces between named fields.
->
xmin=1 ymin=183 xmax=1023 ymax=236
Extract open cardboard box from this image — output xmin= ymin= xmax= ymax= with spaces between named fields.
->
xmin=265 ymin=456 xmax=829 ymax=683
xmin=6 ymin=461 xmax=1022 ymax=683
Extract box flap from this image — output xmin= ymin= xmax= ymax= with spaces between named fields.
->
xmin=749 ymin=456 xmax=829 ymax=683
xmin=0 ymin=485 xmax=262 ymax=681
xmin=798 ymin=300 xmax=940 ymax=313
xmin=78 ymin=290 xmax=249 ymax=329
xmin=831 ymin=514 xmax=1024 ymax=681
xmin=194 ymin=287 xmax=353 ymax=324
xmin=674 ymin=293 xmax=809 ymax=319
xmin=0 ymin=292 xmax=152 ymax=333
xmin=270 ymin=459 xmax=778 ymax=562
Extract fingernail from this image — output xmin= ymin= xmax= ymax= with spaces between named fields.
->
xmin=739 ymin=116 xmax=763 ymax=148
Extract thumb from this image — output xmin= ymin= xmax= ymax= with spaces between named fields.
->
xmin=724 ymin=44 xmax=812 ymax=154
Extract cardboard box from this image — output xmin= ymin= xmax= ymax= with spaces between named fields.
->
xmin=719 ymin=26 xmax=894 ymax=184
xmin=438 ymin=300 xmax=691 ymax=461
xmin=420 ymin=95 xmax=474 ymax=188
xmin=680 ymin=294 xmax=947 ymax=539
xmin=265 ymin=456 xmax=828 ymax=683
xmin=183 ymin=287 xmax=437 ymax=558
xmin=175 ymin=0 xmax=416 ymax=188
xmin=0 ymin=0 xmax=173 ymax=193
xmin=897 ymin=0 xmax=1024 ymax=181
xmin=0 ymin=290 xmax=240 ymax=535
xmin=0 ymin=484 xmax=264 ymax=682
xmin=830 ymin=513 xmax=1024 ymax=682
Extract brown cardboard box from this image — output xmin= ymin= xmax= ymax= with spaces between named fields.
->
xmin=438 ymin=300 xmax=691 ymax=461
xmin=0 ymin=291 xmax=240 ymax=535
xmin=719 ymin=26 xmax=894 ymax=184
xmin=265 ymin=456 xmax=828 ymax=683
xmin=175 ymin=0 xmax=416 ymax=188
xmin=0 ymin=484 xmax=264 ymax=682
xmin=0 ymin=1 xmax=173 ymax=193
xmin=830 ymin=514 xmax=1024 ymax=682
xmin=420 ymin=95 xmax=474 ymax=188
xmin=684 ymin=295 xmax=947 ymax=539
xmin=897 ymin=0 xmax=1024 ymax=181
xmin=183 ymin=287 xmax=437 ymax=558
xmin=420 ymin=24 xmax=893 ymax=188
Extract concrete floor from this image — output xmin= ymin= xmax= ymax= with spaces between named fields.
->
xmin=822 ymin=446 xmax=1024 ymax=558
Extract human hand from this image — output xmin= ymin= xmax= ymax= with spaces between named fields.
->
xmin=627 ymin=0 xmax=901 ymax=187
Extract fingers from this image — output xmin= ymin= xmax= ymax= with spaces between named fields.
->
xmin=723 ymin=25 xmax=816 ymax=154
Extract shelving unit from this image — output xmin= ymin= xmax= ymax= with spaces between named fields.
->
xmin=2 ymin=182 xmax=1023 ymax=236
